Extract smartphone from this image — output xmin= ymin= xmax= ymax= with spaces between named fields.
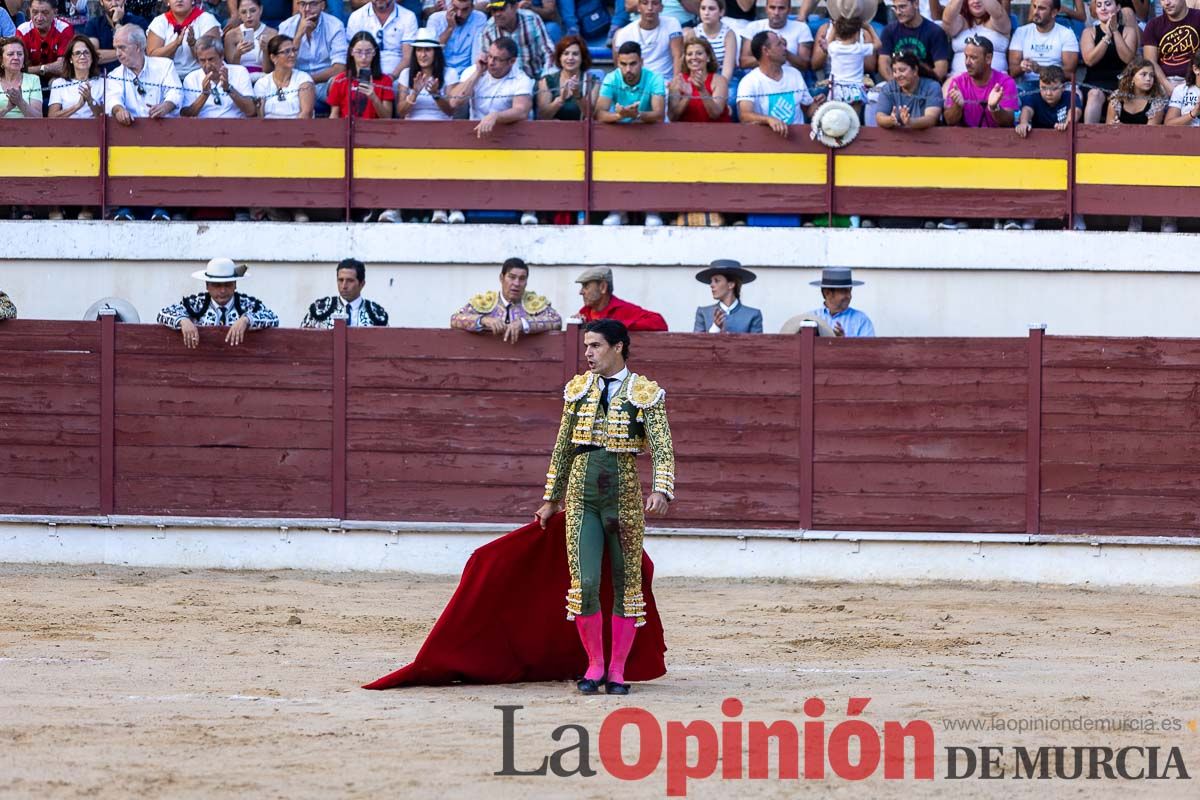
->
xmin=357 ymin=67 xmax=371 ymax=84
xmin=241 ymin=26 xmax=254 ymax=43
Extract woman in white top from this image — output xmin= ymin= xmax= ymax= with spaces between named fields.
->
xmin=48 ymin=35 xmax=105 ymax=118
xmin=686 ymin=0 xmax=736 ymax=80
xmin=1165 ymin=53 xmax=1200 ymax=127
xmin=254 ymin=34 xmax=314 ymax=118
xmin=146 ymin=0 xmax=222 ymax=78
xmin=943 ymin=0 xmax=1010 ymax=75
xmin=224 ymin=0 xmax=276 ymax=75
xmin=395 ymin=27 xmax=459 ymax=121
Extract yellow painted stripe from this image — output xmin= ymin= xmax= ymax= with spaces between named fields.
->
xmin=835 ymin=156 xmax=1068 ymax=191
xmin=108 ymin=146 xmax=344 ymax=178
xmin=1076 ymin=153 xmax=1200 ymax=187
xmin=0 ymin=147 xmax=100 ymax=178
xmin=593 ymin=151 xmax=826 ymax=185
xmin=355 ymin=148 xmax=583 ymax=181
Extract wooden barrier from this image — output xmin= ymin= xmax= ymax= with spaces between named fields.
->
xmin=2 ymin=320 xmax=1199 ymax=538
xmin=2 ymin=119 xmax=1197 ymax=218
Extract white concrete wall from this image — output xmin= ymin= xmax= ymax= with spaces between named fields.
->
xmin=3 ymin=221 xmax=1199 ymax=336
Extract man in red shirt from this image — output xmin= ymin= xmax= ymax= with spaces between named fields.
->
xmin=17 ymin=0 xmax=74 ymax=82
xmin=574 ymin=267 xmax=668 ymax=331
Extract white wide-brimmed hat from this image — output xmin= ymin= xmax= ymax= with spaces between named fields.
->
xmin=191 ymin=257 xmax=248 ymax=283
xmin=810 ymin=100 xmax=861 ymax=149
xmin=411 ymin=27 xmax=442 ymax=48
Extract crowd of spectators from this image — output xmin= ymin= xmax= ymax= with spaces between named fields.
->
xmin=2 ymin=0 xmax=1200 ymax=229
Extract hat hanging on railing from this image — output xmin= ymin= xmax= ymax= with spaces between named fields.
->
xmin=810 ymin=101 xmax=860 ymax=149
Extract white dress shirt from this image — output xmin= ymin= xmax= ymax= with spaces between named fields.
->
xmin=346 ymin=2 xmax=417 ymax=76
xmin=105 ymin=55 xmax=183 ymax=118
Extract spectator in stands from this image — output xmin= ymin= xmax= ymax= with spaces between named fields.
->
xmin=0 ymin=290 xmax=14 ymax=320
xmin=574 ymin=266 xmax=668 ymax=331
xmin=224 ymin=0 xmax=276 ymax=76
xmin=942 ymin=0 xmax=1010 ymax=77
xmin=878 ymin=0 xmax=949 ymax=82
xmin=615 ymin=0 xmax=682 ymax=81
xmin=1079 ymin=0 xmax=1138 ymax=124
xmin=595 ymin=41 xmax=666 ymax=227
xmin=686 ymin=0 xmax=735 ymax=80
xmin=943 ymin=36 xmax=1017 ymax=127
xmin=668 ymin=37 xmax=728 ymax=120
xmin=0 ymin=37 xmax=43 ymax=117
xmin=812 ymin=13 xmax=880 ymax=114
xmin=106 ymin=24 xmax=181 ymax=124
xmin=537 ymin=33 xmax=597 ymax=120
xmin=277 ymin=0 xmax=347 ymax=104
xmin=426 ymin=0 xmax=486 ymax=74
xmin=254 ymin=34 xmax=314 ymax=119
xmin=1107 ymin=57 xmax=1168 ymax=232
xmin=526 ymin=0 xmax=564 ymax=44
xmin=1143 ymin=0 xmax=1200 ymax=94
xmin=693 ymin=260 xmax=762 ymax=334
xmin=48 ymin=34 xmax=103 ymax=117
xmin=874 ymin=48 xmax=943 ymax=129
xmin=1014 ymin=64 xmax=1079 ymax=230
xmin=805 ymin=267 xmax=874 ymax=337
xmin=475 ymin=0 xmax=553 ymax=80
xmin=0 ymin=8 xmax=12 ymax=39
xmin=302 ymin=258 xmax=390 ymax=328
xmin=159 ymin=258 xmax=279 ymax=348
xmin=346 ymin=0 xmax=417 ymax=81
xmin=1165 ymin=52 xmax=1200 ymax=126
xmin=1007 ymin=0 xmax=1078 ymax=99
xmin=450 ymin=257 xmax=562 ymax=342
xmin=18 ymin=0 xmax=73 ymax=82
xmin=397 ymin=27 xmax=459 ymax=121
xmin=181 ymin=36 xmax=257 ymax=117
xmin=737 ymin=31 xmax=824 ymax=137
xmin=146 ymin=0 xmax=221 ymax=79
xmin=739 ymin=0 xmax=812 ymax=71
xmin=86 ymin=0 xmax=148 ymax=72
xmin=328 ymin=31 xmax=395 ymax=118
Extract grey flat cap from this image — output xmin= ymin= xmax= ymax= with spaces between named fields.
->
xmin=575 ymin=267 xmax=613 ymax=284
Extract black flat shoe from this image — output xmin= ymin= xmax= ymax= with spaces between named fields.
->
xmin=605 ymin=681 xmax=630 ymax=695
xmin=577 ymin=677 xmax=603 ymax=694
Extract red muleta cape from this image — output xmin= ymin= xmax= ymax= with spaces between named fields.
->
xmin=363 ymin=513 xmax=668 ymax=689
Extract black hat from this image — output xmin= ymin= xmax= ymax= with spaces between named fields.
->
xmin=695 ymin=259 xmax=757 ymax=285
xmin=809 ymin=267 xmax=864 ymax=288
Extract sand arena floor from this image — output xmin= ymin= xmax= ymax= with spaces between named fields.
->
xmin=0 ymin=563 xmax=1197 ymax=799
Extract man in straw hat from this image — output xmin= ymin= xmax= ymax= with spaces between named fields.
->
xmin=693 ymin=259 xmax=763 ymax=333
xmin=157 ymin=258 xmax=280 ymax=348
xmin=803 ymin=267 xmax=875 ymax=337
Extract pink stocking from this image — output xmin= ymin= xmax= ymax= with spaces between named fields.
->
xmin=608 ymin=614 xmax=637 ymax=685
xmin=575 ymin=612 xmax=606 ymax=681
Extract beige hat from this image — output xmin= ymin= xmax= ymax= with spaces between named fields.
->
xmin=191 ymin=257 xmax=248 ymax=283
xmin=575 ymin=267 xmax=613 ymax=285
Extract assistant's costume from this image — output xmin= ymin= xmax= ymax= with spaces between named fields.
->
xmin=0 ymin=291 xmax=16 ymax=320
xmin=300 ymin=296 xmax=390 ymax=328
xmin=450 ymin=290 xmax=562 ymax=334
xmin=157 ymin=292 xmax=280 ymax=329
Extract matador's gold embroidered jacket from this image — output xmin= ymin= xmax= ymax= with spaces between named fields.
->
xmin=542 ymin=371 xmax=675 ymax=503
xmin=450 ymin=290 xmax=562 ymax=333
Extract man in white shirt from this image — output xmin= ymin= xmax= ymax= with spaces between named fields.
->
xmin=106 ymin=23 xmax=182 ymax=123
xmin=346 ymin=0 xmax=417 ymax=79
xmin=739 ymin=0 xmax=813 ymax=71
xmin=1007 ymin=0 xmax=1078 ymax=94
xmin=181 ymin=36 xmax=256 ymax=117
xmin=278 ymin=0 xmax=347 ymax=102
xmin=737 ymin=30 xmax=822 ymax=135
xmin=614 ymin=0 xmax=683 ymax=81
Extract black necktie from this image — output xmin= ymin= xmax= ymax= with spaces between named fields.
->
xmin=599 ymin=377 xmax=617 ymax=413
xmin=347 ymin=304 xmax=354 ymax=326
xmin=504 ymin=304 xmax=512 ymax=324
xmin=220 ymin=306 xmax=228 ymax=325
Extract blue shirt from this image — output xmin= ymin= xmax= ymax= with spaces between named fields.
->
xmin=427 ymin=9 xmax=486 ymax=73
xmin=599 ymin=68 xmax=665 ymax=121
xmin=807 ymin=305 xmax=875 ymax=337
xmin=0 ymin=8 xmax=14 ymax=37
xmin=278 ymin=12 xmax=348 ymax=76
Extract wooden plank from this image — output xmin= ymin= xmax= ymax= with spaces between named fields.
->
xmin=0 ymin=414 xmax=99 ymax=446
xmin=814 ymin=400 xmax=1026 ymax=432
xmin=348 ymin=327 xmax=565 ymax=361
xmin=1041 ymin=494 xmax=1200 ymax=531
xmin=844 ymin=127 xmax=1067 ymax=158
xmin=353 ymin=179 xmax=585 ymax=212
xmin=1073 ymin=185 xmax=1200 ymax=218
xmin=1042 ymin=399 xmax=1200 ymax=432
xmin=1074 ymin=124 xmax=1200 ymax=157
xmin=1043 ymin=337 xmax=1200 ymax=369
xmin=0 ymin=384 xmax=100 ymax=415
xmin=114 ymin=415 xmax=331 ymax=448
xmin=347 ymin=389 xmax=562 ymax=424
xmin=591 ymin=182 xmax=828 ymax=214
xmin=115 ymin=477 xmax=331 ymax=516
xmin=106 ymin=177 xmax=347 ymax=209
xmin=814 ymin=339 xmax=1028 ymax=369
xmin=116 ymin=355 xmax=329 ymax=389
xmin=591 ymin=123 xmax=826 ymax=155
xmin=353 ymin=119 xmax=584 ymax=150
xmin=814 ymin=493 xmax=1026 ymax=531
xmin=834 ymin=188 xmax=1065 ymax=219
xmin=117 ymin=324 xmax=332 ymax=360
xmin=105 ymin=118 xmax=345 ymax=148
xmin=0 ymin=319 xmax=100 ymax=351
xmin=349 ymin=358 xmax=564 ymax=391
xmin=1043 ymin=463 xmax=1200 ymax=496
xmin=817 ymin=367 xmax=1027 ymax=402
xmin=115 ymin=385 xmax=332 ymax=421
xmin=1042 ymin=430 xmax=1200 ymax=465
xmin=815 ymin=462 xmax=1025 ymax=494
xmin=3 ymin=177 xmax=98 ymax=206
xmin=1043 ymin=367 xmax=1200 ymax=400
xmin=0 ymin=352 xmax=99 ymax=385
xmin=115 ymin=446 xmax=329 ymax=479
xmin=615 ymin=363 xmax=803 ymax=396
xmin=0 ymin=118 xmax=103 ymax=147
xmin=0 ymin=476 xmax=100 ymax=512
xmin=0 ymin=445 xmax=99 ymax=479
xmin=815 ymin=431 xmax=1026 ymax=462
xmin=632 ymin=334 xmax=805 ymax=366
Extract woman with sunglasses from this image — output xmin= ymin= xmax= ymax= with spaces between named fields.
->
xmin=48 ymin=34 xmax=104 ymax=118
xmin=224 ymin=0 xmax=276 ymax=75
xmin=252 ymin=34 xmax=314 ymax=222
xmin=328 ymin=31 xmax=394 ymax=119
xmin=0 ymin=37 xmax=41 ymax=118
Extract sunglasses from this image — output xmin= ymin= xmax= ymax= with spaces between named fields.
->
xmin=133 ymin=75 xmax=146 ymax=96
